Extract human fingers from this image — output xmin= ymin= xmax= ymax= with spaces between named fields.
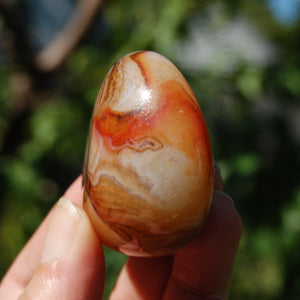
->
xmin=109 ymin=163 xmax=227 ymax=300
xmin=63 ymin=175 xmax=84 ymax=205
xmin=214 ymin=162 xmax=223 ymax=191
xmin=110 ymin=191 xmax=240 ymax=300
xmin=109 ymin=255 xmax=173 ymax=300
xmin=162 ymin=191 xmax=242 ymax=300
xmin=0 ymin=176 xmax=84 ymax=299
xmin=18 ymin=197 xmax=105 ymax=300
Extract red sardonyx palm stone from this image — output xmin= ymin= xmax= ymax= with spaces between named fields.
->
xmin=83 ymin=51 xmax=214 ymax=257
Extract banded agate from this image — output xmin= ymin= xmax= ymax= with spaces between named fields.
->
xmin=83 ymin=51 xmax=214 ymax=256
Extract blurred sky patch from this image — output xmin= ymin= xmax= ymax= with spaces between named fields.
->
xmin=267 ymin=0 xmax=300 ymax=24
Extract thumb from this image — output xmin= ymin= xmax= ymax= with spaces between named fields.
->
xmin=19 ymin=197 xmax=105 ymax=300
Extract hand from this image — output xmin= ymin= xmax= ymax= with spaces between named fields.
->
xmin=0 ymin=164 xmax=242 ymax=300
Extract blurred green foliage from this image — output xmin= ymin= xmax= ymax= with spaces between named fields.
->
xmin=0 ymin=0 xmax=299 ymax=299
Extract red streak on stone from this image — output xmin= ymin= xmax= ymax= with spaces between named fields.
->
xmin=159 ymin=80 xmax=208 ymax=139
xmin=94 ymin=108 xmax=154 ymax=147
xmin=93 ymin=78 xmax=212 ymax=163
xmin=158 ymin=80 xmax=213 ymax=163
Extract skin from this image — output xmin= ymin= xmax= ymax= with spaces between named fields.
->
xmin=0 ymin=164 xmax=242 ymax=300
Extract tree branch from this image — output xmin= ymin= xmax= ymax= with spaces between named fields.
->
xmin=0 ymin=0 xmax=105 ymax=74
xmin=35 ymin=0 xmax=105 ymax=73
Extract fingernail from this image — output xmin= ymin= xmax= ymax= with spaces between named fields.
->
xmin=214 ymin=190 xmax=234 ymax=206
xmin=214 ymin=162 xmax=223 ymax=191
xmin=41 ymin=197 xmax=81 ymax=262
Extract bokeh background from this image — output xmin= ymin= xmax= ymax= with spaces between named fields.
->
xmin=0 ymin=0 xmax=299 ymax=299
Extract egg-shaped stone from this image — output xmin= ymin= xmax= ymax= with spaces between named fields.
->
xmin=83 ymin=51 xmax=214 ymax=257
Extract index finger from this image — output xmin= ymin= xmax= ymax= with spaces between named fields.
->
xmin=0 ymin=176 xmax=83 ymax=299
xmin=163 ymin=191 xmax=242 ymax=299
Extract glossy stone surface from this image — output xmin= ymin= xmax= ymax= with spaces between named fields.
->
xmin=83 ymin=51 xmax=214 ymax=257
